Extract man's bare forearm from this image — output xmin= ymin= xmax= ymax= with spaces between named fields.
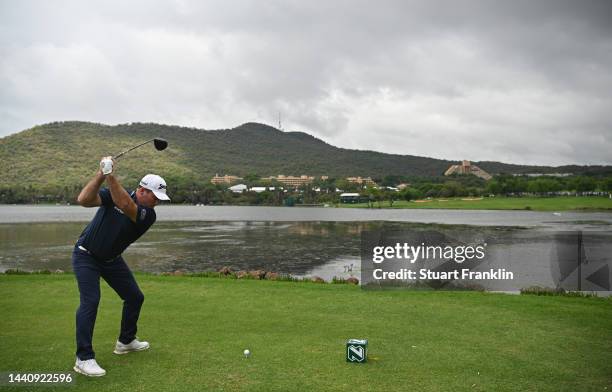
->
xmin=77 ymin=171 xmax=105 ymax=206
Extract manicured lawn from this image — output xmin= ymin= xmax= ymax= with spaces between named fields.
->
xmin=340 ymin=196 xmax=612 ymax=211
xmin=0 ymin=274 xmax=611 ymax=391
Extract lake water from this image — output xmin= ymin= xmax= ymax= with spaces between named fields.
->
xmin=1 ymin=206 xmax=611 ymax=288
xmin=3 ymin=205 xmax=612 ymax=227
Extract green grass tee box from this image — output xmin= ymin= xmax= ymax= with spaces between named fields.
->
xmin=0 ymin=274 xmax=611 ymax=392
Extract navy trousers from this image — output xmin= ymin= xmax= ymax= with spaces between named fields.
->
xmin=72 ymin=247 xmax=144 ymax=360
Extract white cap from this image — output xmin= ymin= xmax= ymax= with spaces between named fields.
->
xmin=139 ymin=174 xmax=170 ymax=201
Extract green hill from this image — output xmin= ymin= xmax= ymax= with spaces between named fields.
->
xmin=1 ymin=121 xmax=610 ymax=197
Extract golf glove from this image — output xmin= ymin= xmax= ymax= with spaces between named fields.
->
xmin=100 ymin=156 xmax=113 ymax=175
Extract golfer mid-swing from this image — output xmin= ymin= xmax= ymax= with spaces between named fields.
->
xmin=72 ymin=157 xmax=170 ymax=376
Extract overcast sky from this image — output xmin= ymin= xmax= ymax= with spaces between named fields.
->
xmin=1 ymin=0 xmax=611 ymax=166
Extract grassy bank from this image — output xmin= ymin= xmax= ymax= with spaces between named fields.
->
xmin=340 ymin=196 xmax=612 ymax=211
xmin=1 ymin=274 xmax=611 ymax=391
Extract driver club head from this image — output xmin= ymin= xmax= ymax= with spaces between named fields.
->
xmin=153 ymin=138 xmax=168 ymax=151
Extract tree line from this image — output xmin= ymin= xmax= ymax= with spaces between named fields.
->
xmin=1 ymin=174 xmax=611 ymax=205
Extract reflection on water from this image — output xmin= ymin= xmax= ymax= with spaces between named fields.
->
xmin=0 ymin=221 xmax=397 ymax=278
xmin=1 ymin=219 xmax=611 ymax=289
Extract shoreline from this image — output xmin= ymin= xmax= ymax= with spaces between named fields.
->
xmin=1 ymin=195 xmax=612 ymax=213
xmin=1 ymin=204 xmax=612 ymax=227
xmin=2 ymin=270 xmax=610 ymax=299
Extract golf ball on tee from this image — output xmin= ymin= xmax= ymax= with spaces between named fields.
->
xmin=243 ymin=349 xmax=250 ymax=357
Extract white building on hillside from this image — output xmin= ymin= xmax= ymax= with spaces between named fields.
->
xmin=229 ymin=184 xmax=248 ymax=193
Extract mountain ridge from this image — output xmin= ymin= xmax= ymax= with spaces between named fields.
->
xmin=1 ymin=121 xmax=610 ymax=192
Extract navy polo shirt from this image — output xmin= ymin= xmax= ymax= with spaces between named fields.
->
xmin=76 ymin=188 xmax=156 ymax=261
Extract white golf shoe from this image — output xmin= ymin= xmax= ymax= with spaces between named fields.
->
xmin=73 ymin=358 xmax=106 ymax=377
xmin=113 ymin=338 xmax=150 ymax=354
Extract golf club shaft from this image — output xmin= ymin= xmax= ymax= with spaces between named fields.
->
xmin=113 ymin=139 xmax=155 ymax=160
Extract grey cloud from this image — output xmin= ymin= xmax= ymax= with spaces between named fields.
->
xmin=1 ymin=0 xmax=611 ymax=165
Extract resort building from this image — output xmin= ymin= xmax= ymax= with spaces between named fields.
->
xmin=339 ymin=193 xmax=363 ymax=203
xmin=211 ymin=174 xmax=244 ymax=185
xmin=262 ymin=175 xmax=315 ymax=187
xmin=444 ymin=160 xmax=492 ymax=180
xmin=250 ymin=186 xmax=278 ymax=193
xmin=346 ymin=176 xmax=377 ymax=187
xmin=229 ymin=184 xmax=248 ymax=193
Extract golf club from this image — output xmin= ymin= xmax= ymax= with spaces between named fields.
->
xmin=113 ymin=138 xmax=168 ymax=160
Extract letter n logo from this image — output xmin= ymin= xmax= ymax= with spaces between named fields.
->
xmin=347 ymin=345 xmax=365 ymax=362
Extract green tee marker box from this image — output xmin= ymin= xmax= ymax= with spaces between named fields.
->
xmin=346 ymin=339 xmax=368 ymax=363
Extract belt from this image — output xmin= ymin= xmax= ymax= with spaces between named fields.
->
xmin=77 ymin=245 xmax=117 ymax=263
